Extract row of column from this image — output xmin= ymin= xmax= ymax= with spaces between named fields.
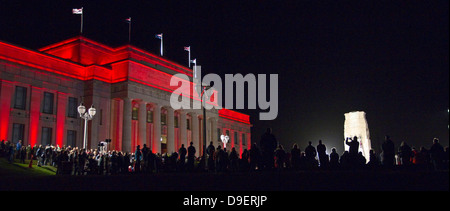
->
xmin=116 ymin=97 xmax=219 ymax=156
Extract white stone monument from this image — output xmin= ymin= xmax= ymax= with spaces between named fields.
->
xmin=344 ymin=111 xmax=372 ymax=161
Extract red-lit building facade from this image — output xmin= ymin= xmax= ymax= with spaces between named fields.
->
xmin=0 ymin=36 xmax=251 ymax=156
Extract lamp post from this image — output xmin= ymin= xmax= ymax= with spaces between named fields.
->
xmin=200 ymin=85 xmax=212 ymax=170
xmin=78 ymin=103 xmax=96 ymax=149
xmin=192 ymin=62 xmax=212 ymax=170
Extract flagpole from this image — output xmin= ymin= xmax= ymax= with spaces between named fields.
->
xmin=193 ymin=59 xmax=197 ymax=78
xmin=188 ymin=47 xmax=191 ymax=68
xmin=161 ymin=33 xmax=163 ymax=56
xmin=128 ymin=17 xmax=131 ymax=43
xmin=80 ymin=7 xmax=83 ymax=34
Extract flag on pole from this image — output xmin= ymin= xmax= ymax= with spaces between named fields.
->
xmin=185 ymin=46 xmax=191 ymax=67
xmin=126 ymin=17 xmax=131 ymax=43
xmin=155 ymin=33 xmax=163 ymax=56
xmin=191 ymin=58 xmax=196 ymax=64
xmin=73 ymin=7 xmax=84 ymax=34
xmin=72 ymin=8 xmax=83 ymax=14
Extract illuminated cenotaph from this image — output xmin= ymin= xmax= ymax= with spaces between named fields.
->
xmin=344 ymin=111 xmax=372 ymax=161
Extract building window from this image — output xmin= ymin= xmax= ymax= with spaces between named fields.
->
xmin=67 ymin=97 xmax=78 ymax=118
xmin=242 ymin=133 xmax=246 ymax=146
xmin=186 ymin=118 xmax=191 ymax=130
xmin=174 ymin=116 xmax=179 ymax=128
xmin=12 ymin=123 xmax=25 ymax=144
xmin=14 ymin=86 xmax=27 ymax=110
xmin=41 ymin=127 xmax=52 ymax=146
xmin=234 ymin=131 xmax=238 ymax=145
xmin=217 ymin=128 xmax=221 ymax=143
xmin=132 ymin=107 xmax=138 ymax=120
xmin=147 ymin=110 xmax=153 ymax=123
xmin=42 ymin=92 xmax=54 ymax=114
xmin=67 ymin=130 xmax=76 ymax=147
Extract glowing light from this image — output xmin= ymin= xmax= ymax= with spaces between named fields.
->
xmin=220 ymin=135 xmax=229 ymax=148
xmin=344 ymin=111 xmax=372 ymax=162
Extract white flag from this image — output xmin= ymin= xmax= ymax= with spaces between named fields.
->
xmin=72 ymin=8 xmax=83 ymax=15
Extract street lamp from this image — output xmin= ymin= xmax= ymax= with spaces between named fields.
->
xmin=78 ymin=103 xmax=96 ymax=149
xmin=198 ymin=84 xmax=212 ymax=170
xmin=192 ymin=63 xmax=213 ymax=170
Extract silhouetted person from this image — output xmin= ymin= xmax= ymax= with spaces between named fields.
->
xmin=291 ymin=144 xmax=301 ymax=170
xmin=381 ymin=135 xmax=395 ymax=168
xmin=141 ymin=144 xmax=149 ymax=172
xmin=215 ymin=145 xmax=227 ymax=172
xmin=134 ymin=145 xmax=141 ymax=173
xmin=274 ymin=144 xmax=286 ymax=170
xmin=178 ymin=144 xmax=187 ymax=172
xmin=357 ymin=151 xmax=366 ymax=168
xmin=367 ymin=149 xmax=380 ymax=169
xmin=317 ymin=140 xmax=328 ymax=168
xmin=7 ymin=142 xmax=14 ymax=164
xmin=260 ymin=128 xmax=277 ymax=170
xmin=229 ymin=147 xmax=239 ymax=172
xmin=187 ymin=142 xmax=196 ymax=172
xmin=78 ymin=149 xmax=87 ymax=175
xmin=240 ymin=149 xmax=250 ymax=171
xmin=398 ymin=141 xmax=412 ymax=166
xmin=304 ymin=141 xmax=318 ymax=169
xmin=329 ymin=147 xmax=340 ymax=169
xmin=249 ymin=143 xmax=261 ymax=170
xmin=20 ymin=146 xmax=26 ymax=164
xmin=123 ymin=152 xmax=131 ymax=173
xmin=206 ymin=141 xmax=215 ymax=171
xmin=429 ymin=138 xmax=445 ymax=170
xmin=170 ymin=151 xmax=179 ymax=172
xmin=345 ymin=136 xmax=359 ymax=156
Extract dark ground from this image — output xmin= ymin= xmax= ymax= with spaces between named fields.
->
xmin=1 ymin=170 xmax=448 ymax=191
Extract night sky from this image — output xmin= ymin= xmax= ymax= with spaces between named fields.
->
xmin=0 ymin=0 xmax=448 ymax=154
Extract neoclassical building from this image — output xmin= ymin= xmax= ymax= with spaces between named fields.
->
xmin=0 ymin=36 xmax=252 ymax=156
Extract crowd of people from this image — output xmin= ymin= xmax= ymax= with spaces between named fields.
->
xmin=0 ymin=128 xmax=448 ymax=175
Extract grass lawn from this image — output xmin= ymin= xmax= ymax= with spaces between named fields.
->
xmin=0 ymin=157 xmax=56 ymax=177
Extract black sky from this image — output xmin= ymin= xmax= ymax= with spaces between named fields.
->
xmin=0 ymin=0 xmax=448 ymax=153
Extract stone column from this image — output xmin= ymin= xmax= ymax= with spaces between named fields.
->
xmin=55 ymin=92 xmax=68 ymax=147
xmin=122 ymin=97 xmax=132 ymax=153
xmin=111 ymin=99 xmax=124 ymax=151
xmin=138 ymin=100 xmax=147 ymax=149
xmin=28 ymin=86 xmax=43 ymax=147
xmin=191 ymin=113 xmax=199 ymax=157
xmin=230 ymin=129 xmax=235 ymax=150
xmin=179 ymin=110 xmax=187 ymax=149
xmin=153 ymin=104 xmax=161 ymax=154
xmin=167 ymin=107 xmax=175 ymax=154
